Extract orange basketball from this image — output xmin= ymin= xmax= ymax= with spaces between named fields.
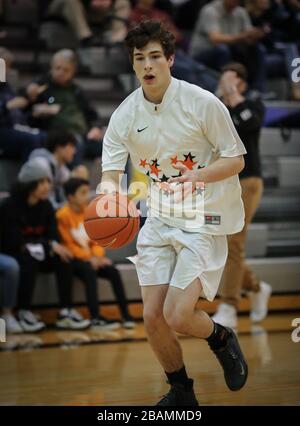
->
xmin=83 ymin=193 xmax=140 ymax=249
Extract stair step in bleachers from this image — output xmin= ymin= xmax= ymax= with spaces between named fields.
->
xmin=246 ymin=224 xmax=269 ymax=257
xmin=2 ymin=0 xmax=38 ymax=24
xmin=39 ymin=21 xmax=77 ymax=50
xmin=278 ymin=157 xmax=300 ymax=187
xmin=267 ymin=239 xmax=300 ymax=256
xmin=260 ymin=128 xmax=300 ymax=157
xmin=266 ymin=78 xmax=290 ymax=100
xmin=266 ymin=221 xmax=300 ymax=256
xmin=255 ymin=188 xmax=300 ymax=221
xmin=30 ymin=257 xmax=300 ymax=307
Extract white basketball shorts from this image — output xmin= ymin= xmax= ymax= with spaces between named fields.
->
xmin=128 ymin=217 xmax=228 ymax=301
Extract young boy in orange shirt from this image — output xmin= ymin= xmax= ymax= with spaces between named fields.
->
xmin=56 ymin=177 xmax=135 ymax=329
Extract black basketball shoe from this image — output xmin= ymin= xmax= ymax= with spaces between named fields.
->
xmin=156 ymin=379 xmax=199 ymax=406
xmin=209 ymin=326 xmax=248 ymax=391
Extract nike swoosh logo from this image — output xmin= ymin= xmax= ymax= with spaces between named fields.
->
xmin=239 ymin=361 xmax=245 ymax=376
xmin=137 ymin=126 xmax=148 ymax=133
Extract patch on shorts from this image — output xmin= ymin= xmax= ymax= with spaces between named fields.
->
xmin=205 ymin=215 xmax=221 ymax=225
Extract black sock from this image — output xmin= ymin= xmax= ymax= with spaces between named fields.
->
xmin=206 ymin=321 xmax=230 ymax=350
xmin=165 ymin=365 xmax=192 ymax=389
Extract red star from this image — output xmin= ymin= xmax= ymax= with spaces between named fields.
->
xmin=182 ymin=152 xmax=197 ymax=170
xmin=139 ymin=159 xmax=148 ymax=168
xmin=149 ymin=160 xmax=161 ymax=177
xmin=170 ymin=156 xmax=178 ymax=165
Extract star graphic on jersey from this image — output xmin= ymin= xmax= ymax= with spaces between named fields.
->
xmin=170 ymin=155 xmax=178 ymax=165
xmin=170 ymin=152 xmax=197 ymax=170
xmin=160 ymin=174 xmax=169 ymax=182
xmin=139 ymin=159 xmax=148 ymax=168
xmin=182 ymin=152 xmax=197 ymax=170
xmin=195 ymin=186 xmax=204 ymax=196
xmin=149 ymin=159 xmax=162 ymax=178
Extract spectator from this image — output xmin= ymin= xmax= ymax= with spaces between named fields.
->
xmin=56 ymin=177 xmax=136 ymax=329
xmin=25 ymin=49 xmax=104 ymax=162
xmin=47 ymin=0 xmax=131 ymax=46
xmin=0 ymin=158 xmax=89 ymax=332
xmin=246 ymin=0 xmax=300 ymax=99
xmin=29 ymin=130 xmax=88 ymax=209
xmin=189 ymin=0 xmax=267 ymax=92
xmin=0 ymin=47 xmax=45 ymax=161
xmin=213 ymin=63 xmax=272 ymax=328
xmin=131 ymin=0 xmax=182 ymax=43
xmin=0 ymin=253 xmax=22 ymax=334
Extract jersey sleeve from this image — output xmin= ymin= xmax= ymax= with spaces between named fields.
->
xmin=202 ymin=96 xmax=247 ymax=158
xmin=101 ymin=112 xmax=129 ymax=172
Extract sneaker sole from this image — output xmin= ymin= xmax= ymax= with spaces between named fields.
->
xmin=56 ymin=320 xmax=90 ymax=330
xmin=19 ymin=322 xmax=46 ymax=333
xmin=90 ymin=323 xmax=120 ymax=331
xmin=224 ymin=327 xmax=248 ymax=391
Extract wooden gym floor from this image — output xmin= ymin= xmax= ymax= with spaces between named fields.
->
xmin=0 ymin=312 xmax=300 ymax=406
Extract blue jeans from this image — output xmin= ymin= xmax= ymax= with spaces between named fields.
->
xmin=0 ymin=254 xmax=19 ymax=308
xmin=193 ymin=43 xmax=267 ymax=92
xmin=0 ymin=128 xmax=46 ymax=162
xmin=173 ymin=50 xmax=219 ymax=93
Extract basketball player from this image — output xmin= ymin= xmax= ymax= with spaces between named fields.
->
xmin=98 ymin=20 xmax=248 ymax=406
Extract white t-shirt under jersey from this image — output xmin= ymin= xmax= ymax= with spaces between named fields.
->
xmin=102 ymin=77 xmax=247 ymax=235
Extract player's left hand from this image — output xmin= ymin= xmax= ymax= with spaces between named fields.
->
xmin=167 ymin=163 xmax=204 ymax=202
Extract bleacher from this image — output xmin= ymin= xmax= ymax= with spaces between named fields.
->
xmin=0 ymin=0 xmax=299 ymax=316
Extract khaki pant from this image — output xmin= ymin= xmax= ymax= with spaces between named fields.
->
xmin=48 ymin=0 xmax=130 ymax=41
xmin=218 ymin=177 xmax=264 ymax=308
xmin=49 ymin=0 xmax=92 ymax=39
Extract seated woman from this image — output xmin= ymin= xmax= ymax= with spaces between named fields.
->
xmin=0 ymin=158 xmax=89 ymax=332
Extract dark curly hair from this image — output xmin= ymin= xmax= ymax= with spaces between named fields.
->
xmin=125 ymin=20 xmax=176 ymax=63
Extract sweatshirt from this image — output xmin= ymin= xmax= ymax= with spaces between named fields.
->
xmin=56 ymin=204 xmax=105 ymax=260
xmin=0 ymin=195 xmax=58 ymax=257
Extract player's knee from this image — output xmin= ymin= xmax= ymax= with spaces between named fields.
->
xmin=163 ymin=305 xmax=190 ymax=334
xmin=143 ymin=305 xmax=163 ymax=333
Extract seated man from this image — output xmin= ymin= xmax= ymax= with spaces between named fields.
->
xmin=24 ymin=49 xmax=104 ymax=162
xmin=47 ymin=0 xmax=131 ymax=46
xmin=189 ymin=0 xmax=267 ymax=92
xmin=0 ymin=47 xmax=45 ymax=161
